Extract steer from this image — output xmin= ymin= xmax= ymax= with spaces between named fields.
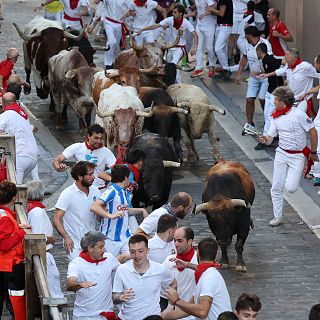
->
xmin=127 ymin=132 xmax=181 ymax=210
xmin=139 ymin=87 xmax=188 ymax=163
xmin=167 ymin=83 xmax=226 ymax=162
xmin=193 ymin=160 xmax=255 ymax=272
xmin=94 ymin=83 xmax=153 ymax=160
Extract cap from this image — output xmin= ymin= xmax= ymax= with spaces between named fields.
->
xmin=7 ymin=48 xmax=20 ymax=59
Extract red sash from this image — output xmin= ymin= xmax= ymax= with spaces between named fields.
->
xmin=4 ymin=102 xmax=28 ymax=120
xmin=79 ymin=251 xmax=107 ymax=264
xmin=195 ymin=262 xmax=221 ymax=284
xmin=307 ymin=98 xmax=317 ymax=118
xmin=176 ymin=246 xmax=195 ymax=272
xmin=64 ymin=13 xmax=83 ymax=27
xmin=100 ymin=311 xmax=119 ymax=320
xmin=105 ymin=17 xmax=128 ymax=48
xmin=174 ymin=45 xmax=189 ymax=63
xmin=134 ymin=0 xmax=147 ymax=7
xmin=27 ymin=200 xmax=45 ymax=213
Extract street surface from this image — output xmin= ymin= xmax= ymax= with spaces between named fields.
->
xmin=1 ymin=0 xmax=320 ymax=318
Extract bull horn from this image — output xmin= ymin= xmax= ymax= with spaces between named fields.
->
xmin=162 ymin=160 xmax=181 ymax=167
xmin=208 ymin=105 xmax=226 ymax=115
xmin=139 ymin=66 xmax=156 ymax=74
xmin=136 ymin=104 xmax=154 ymax=118
xmin=105 ymin=69 xmax=119 ymax=78
xmin=175 ymin=64 xmax=195 ymax=72
xmin=91 ymin=45 xmax=109 ymax=51
xmin=177 ymin=102 xmax=192 ymax=109
xmin=195 ymin=202 xmax=209 ymax=214
xmin=63 ymin=25 xmax=87 ymax=41
xmin=94 ymin=104 xmax=114 ymax=118
xmin=230 ymin=199 xmax=248 ymax=208
xmin=161 ymin=30 xmax=181 ymax=50
xmin=171 ymin=106 xmax=189 ymax=115
xmin=129 ymin=32 xmax=143 ymax=51
xmin=13 ymin=23 xmax=41 ymax=41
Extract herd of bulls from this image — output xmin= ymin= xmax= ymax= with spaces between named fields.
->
xmin=14 ymin=16 xmax=256 ymax=272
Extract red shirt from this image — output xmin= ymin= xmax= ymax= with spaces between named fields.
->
xmin=0 ymin=58 xmax=14 ymax=91
xmin=269 ymin=20 xmax=290 ymax=58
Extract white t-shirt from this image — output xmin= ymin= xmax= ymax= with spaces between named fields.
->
xmin=129 ymin=0 xmax=158 ymax=30
xmin=195 ymin=0 xmax=217 ymax=30
xmin=163 ymin=251 xmax=198 ymax=320
xmin=102 ymin=0 xmax=127 ymax=22
xmin=113 ymin=259 xmax=174 ymax=320
xmin=0 ymin=110 xmax=38 ymax=161
xmin=233 ymin=0 xmax=250 ymax=18
xmin=62 ymin=142 xmax=116 ymax=188
xmin=245 ymin=37 xmax=272 ymax=73
xmin=160 ymin=17 xmax=194 ymax=46
xmin=138 ymin=206 xmax=170 ymax=237
xmin=275 ymin=62 xmax=320 ymax=100
xmin=148 ymin=235 xmax=176 ymax=263
xmin=194 ymin=268 xmax=231 ymax=320
xmin=99 ymin=183 xmax=131 ymax=242
xmin=61 ymin=0 xmax=88 ymax=18
xmin=28 ymin=206 xmax=54 ymax=251
xmin=268 ymin=107 xmax=314 ymax=150
xmin=67 ymin=252 xmax=120 ymax=317
xmin=55 ymin=183 xmax=100 ymax=250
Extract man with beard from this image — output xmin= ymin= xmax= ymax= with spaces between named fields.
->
xmin=53 ymin=124 xmax=116 ymax=191
xmin=54 ymin=161 xmax=101 ymax=261
xmin=135 ymin=192 xmax=193 ymax=239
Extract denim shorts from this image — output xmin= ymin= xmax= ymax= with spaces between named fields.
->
xmin=246 ymin=77 xmax=268 ymax=99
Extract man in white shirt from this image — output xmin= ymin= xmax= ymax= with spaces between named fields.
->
xmin=53 ymin=124 xmax=116 ymax=190
xmin=164 ymin=237 xmax=232 ymax=320
xmin=112 ymin=234 xmax=175 ymax=320
xmin=54 ymin=161 xmax=101 ymax=261
xmin=61 ymin=0 xmax=88 ymax=30
xmin=258 ymin=86 xmax=318 ymax=226
xmin=0 ymin=92 xmax=38 ymax=184
xmin=122 ymin=0 xmax=167 ymax=46
xmin=27 ymin=180 xmax=64 ymax=299
xmin=137 ymin=3 xmax=198 ymax=83
xmin=162 ymin=227 xmax=197 ymax=320
xmin=67 ymin=231 xmax=121 ymax=320
xmin=235 ymin=26 xmax=272 ymax=133
xmin=136 ymin=192 xmax=193 ymax=238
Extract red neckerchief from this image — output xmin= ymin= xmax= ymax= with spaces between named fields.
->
xmin=128 ymin=164 xmax=140 ymax=184
xmin=79 ymin=251 xmax=107 ymax=265
xmin=272 ymin=105 xmax=292 ymax=118
xmin=134 ymin=0 xmax=147 ymax=7
xmin=176 ymin=246 xmax=195 ymax=272
xmin=69 ymin=0 xmax=80 ymax=10
xmin=288 ymin=58 xmax=302 ymax=69
xmin=0 ymin=205 xmax=16 ymax=217
xmin=173 ymin=17 xmax=184 ymax=30
xmin=27 ymin=200 xmax=45 ymax=213
xmin=195 ymin=262 xmax=221 ymax=284
xmin=4 ymin=103 xmax=28 ymax=120
xmin=244 ymin=10 xmax=253 ymax=17
xmin=100 ymin=311 xmax=119 ymax=320
xmin=84 ymin=140 xmax=103 ymax=151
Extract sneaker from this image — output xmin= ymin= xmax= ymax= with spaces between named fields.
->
xmin=191 ymin=69 xmax=203 ymax=78
xmin=269 ymin=217 xmax=284 ymax=227
xmin=242 ymin=122 xmax=255 ymax=136
xmin=208 ymin=67 xmax=214 ymax=78
xmin=313 ymin=177 xmax=320 ymax=186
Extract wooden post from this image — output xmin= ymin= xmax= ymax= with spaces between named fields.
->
xmin=0 ymin=135 xmax=16 ymax=167
xmin=24 ymin=234 xmax=47 ymax=320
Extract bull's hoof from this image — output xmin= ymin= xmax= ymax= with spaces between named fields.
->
xmin=220 ymin=263 xmax=229 ymax=269
xmin=24 ymin=87 xmax=31 ymax=95
xmin=235 ymin=265 xmax=247 ymax=273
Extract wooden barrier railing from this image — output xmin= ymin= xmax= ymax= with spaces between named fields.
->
xmin=1 ymin=135 xmax=68 ymax=320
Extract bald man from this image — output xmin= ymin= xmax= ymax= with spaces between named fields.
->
xmin=0 ymin=93 xmax=38 ymax=184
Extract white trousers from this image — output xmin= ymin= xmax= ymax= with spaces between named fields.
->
xmin=105 ymin=238 xmax=129 ymax=257
xmin=134 ymin=30 xmax=154 ymax=46
xmin=263 ymin=92 xmax=275 ymax=135
xmin=47 ymin=252 xmax=64 ymax=298
xmin=167 ymin=47 xmax=183 ymax=83
xmin=45 ymin=10 xmax=63 ymax=21
xmin=195 ymin=25 xmax=216 ymax=70
xmin=104 ymin=21 xmax=122 ymax=66
xmin=16 ymin=156 xmax=37 ymax=184
xmin=215 ymin=26 xmax=232 ymax=69
xmin=74 ymin=316 xmax=106 ymax=320
xmin=63 ymin=19 xmax=82 ymax=31
xmin=311 ymin=123 xmax=320 ymax=178
xmin=271 ymin=148 xmax=305 ymax=218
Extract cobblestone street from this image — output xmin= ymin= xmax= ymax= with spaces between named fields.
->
xmin=1 ymin=0 xmax=320 ymax=319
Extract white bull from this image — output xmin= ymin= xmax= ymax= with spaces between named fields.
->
xmin=167 ymin=83 xmax=226 ymax=162
xmin=95 ymin=83 xmax=153 ymax=160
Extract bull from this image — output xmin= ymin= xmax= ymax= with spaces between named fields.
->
xmin=48 ymin=49 xmax=101 ymax=129
xmin=139 ymin=87 xmax=188 ymax=163
xmin=193 ymin=160 xmax=255 ymax=272
xmin=127 ymin=132 xmax=181 ymax=210
xmin=94 ymin=83 xmax=153 ymax=159
xmin=167 ymin=83 xmax=226 ymax=162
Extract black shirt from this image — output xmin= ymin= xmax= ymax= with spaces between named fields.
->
xmin=261 ymin=54 xmax=284 ymax=93
xmin=255 ymin=0 xmax=270 ymax=37
xmin=217 ymin=0 xmax=233 ymax=25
